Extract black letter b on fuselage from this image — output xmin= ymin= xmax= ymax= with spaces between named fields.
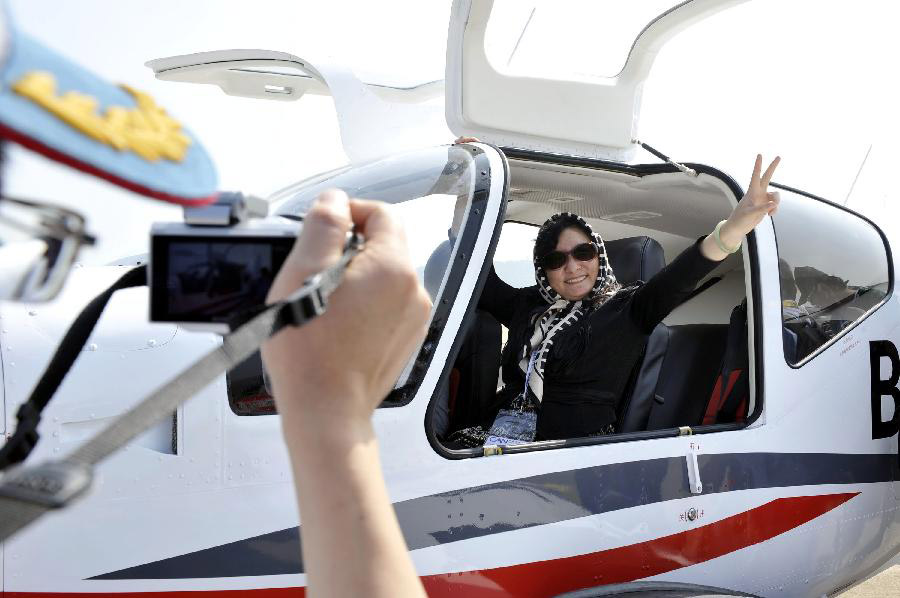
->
xmin=870 ymin=340 xmax=900 ymax=439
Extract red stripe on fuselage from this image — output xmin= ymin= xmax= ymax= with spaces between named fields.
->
xmin=423 ymin=492 xmax=858 ymax=597
xmin=6 ymin=493 xmax=857 ymax=598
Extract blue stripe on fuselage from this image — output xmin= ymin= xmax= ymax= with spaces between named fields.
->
xmin=90 ymin=452 xmax=898 ymax=579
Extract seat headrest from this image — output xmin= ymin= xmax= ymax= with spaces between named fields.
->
xmin=604 ymin=236 xmax=666 ymax=285
xmin=423 ymin=239 xmax=453 ymax=300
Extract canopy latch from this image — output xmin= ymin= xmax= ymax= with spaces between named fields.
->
xmin=686 ymin=449 xmax=703 ymax=495
xmin=634 ymin=140 xmax=698 ymax=177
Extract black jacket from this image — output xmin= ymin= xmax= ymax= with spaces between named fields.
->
xmin=479 ymin=239 xmax=720 ymax=439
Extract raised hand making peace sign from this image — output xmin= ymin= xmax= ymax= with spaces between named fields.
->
xmin=701 ymin=154 xmax=781 ymax=261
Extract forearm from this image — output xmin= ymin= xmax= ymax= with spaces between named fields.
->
xmin=261 ymin=193 xmax=431 ymax=598
xmin=631 ymin=237 xmax=721 ymax=329
xmin=282 ymin=409 xmax=426 ymax=598
xmin=700 ymin=219 xmax=743 ymax=262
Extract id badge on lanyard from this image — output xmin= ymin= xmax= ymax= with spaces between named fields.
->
xmin=485 ymin=349 xmax=540 ymax=446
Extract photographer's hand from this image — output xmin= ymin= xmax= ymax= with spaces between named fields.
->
xmin=262 ymin=189 xmax=430 ymax=598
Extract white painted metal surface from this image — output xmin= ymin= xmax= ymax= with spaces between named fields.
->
xmin=445 ymin=0 xmax=750 ymax=161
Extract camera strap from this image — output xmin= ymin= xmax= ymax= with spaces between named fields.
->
xmin=0 ymin=232 xmax=363 ymax=541
xmin=0 ymin=265 xmax=148 ymax=471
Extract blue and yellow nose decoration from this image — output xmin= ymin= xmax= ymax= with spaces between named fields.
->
xmin=0 ymin=10 xmax=217 ymax=205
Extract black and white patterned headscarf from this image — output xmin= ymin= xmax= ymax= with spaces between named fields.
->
xmin=521 ymin=213 xmax=621 ymax=404
xmin=534 ymin=212 xmax=619 ymax=305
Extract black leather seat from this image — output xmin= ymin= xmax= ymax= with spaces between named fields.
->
xmin=604 ymin=236 xmax=666 ymax=286
xmin=619 ymin=324 xmax=729 ymax=432
xmin=444 ymin=310 xmax=502 ymax=434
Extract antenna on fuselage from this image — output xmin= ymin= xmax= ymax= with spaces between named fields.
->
xmin=844 ymin=143 xmax=873 ymax=206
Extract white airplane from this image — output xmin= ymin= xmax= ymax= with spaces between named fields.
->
xmin=3 ymin=1 xmax=899 ymax=596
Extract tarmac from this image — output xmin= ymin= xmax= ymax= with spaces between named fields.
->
xmin=841 ymin=565 xmax=900 ymax=596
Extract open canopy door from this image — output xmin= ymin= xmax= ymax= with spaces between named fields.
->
xmin=147 ymin=50 xmax=444 ymax=103
xmin=445 ymin=0 xmax=750 ymax=161
xmin=147 ymin=50 xmax=447 ymax=164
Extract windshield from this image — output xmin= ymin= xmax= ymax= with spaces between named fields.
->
xmin=271 ymin=145 xmax=478 ymax=282
xmin=272 ymin=146 xmax=474 ymax=214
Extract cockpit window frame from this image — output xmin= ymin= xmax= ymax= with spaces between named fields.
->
xmin=382 ymin=146 xmax=502 ymax=408
xmin=429 ymin=148 xmax=765 ymax=460
xmin=769 ymin=182 xmax=895 ymax=369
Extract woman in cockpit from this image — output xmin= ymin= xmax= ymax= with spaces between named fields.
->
xmin=448 ymin=154 xmax=780 ymax=447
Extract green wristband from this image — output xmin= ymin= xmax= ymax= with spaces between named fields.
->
xmin=713 ymin=220 xmax=741 ymax=254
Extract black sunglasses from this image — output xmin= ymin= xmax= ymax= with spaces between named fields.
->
xmin=540 ymin=242 xmax=598 ymax=270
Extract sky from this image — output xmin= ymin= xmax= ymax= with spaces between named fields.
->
xmin=6 ymin=0 xmax=900 ymax=263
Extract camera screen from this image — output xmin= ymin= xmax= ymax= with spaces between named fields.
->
xmin=152 ymin=236 xmax=294 ymax=323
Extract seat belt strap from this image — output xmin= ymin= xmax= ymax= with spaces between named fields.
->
xmin=684 ymin=276 xmax=722 ymax=303
xmin=717 ymin=301 xmax=749 ymax=423
xmin=0 ymin=266 xmax=147 ymax=470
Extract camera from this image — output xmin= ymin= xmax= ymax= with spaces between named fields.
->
xmin=149 ymin=192 xmax=297 ymax=332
